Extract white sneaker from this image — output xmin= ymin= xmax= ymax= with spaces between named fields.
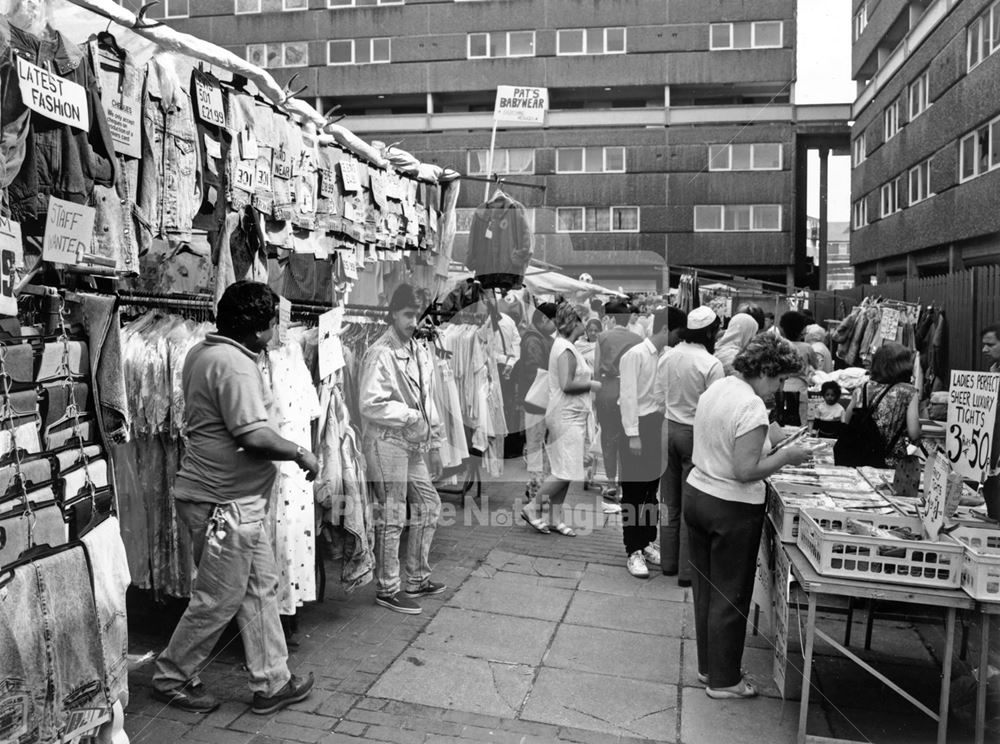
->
xmin=642 ymin=544 xmax=661 ymax=566
xmin=627 ymin=551 xmax=650 ymax=579
xmin=602 ymin=502 xmax=622 ymax=514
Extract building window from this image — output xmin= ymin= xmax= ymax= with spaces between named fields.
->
xmin=967 ymin=3 xmax=999 ymax=71
xmin=854 ymin=1 xmax=869 ymax=40
xmin=235 ymin=0 xmax=261 ymax=12
xmin=707 ymin=143 xmax=782 ymax=171
xmin=959 ymin=115 xmax=1000 ymax=182
xmin=852 ymin=133 xmax=867 ymax=167
xmin=467 ymin=148 xmax=535 ymax=176
xmin=556 ymin=207 xmax=640 ymax=233
xmin=693 ymin=205 xmax=782 ymax=232
xmin=853 ymin=199 xmax=868 ymax=229
xmin=908 ymin=69 xmax=930 ymax=119
xmin=555 ymin=146 xmax=626 ymax=173
xmin=467 ymin=31 xmax=536 ymax=58
xmin=883 ymin=98 xmax=901 ymax=141
xmin=247 ymin=41 xmax=309 ymax=68
xmin=709 ymin=21 xmax=783 ymax=50
xmin=163 ymin=0 xmax=189 ymax=17
xmin=283 ymin=0 xmax=307 ymax=9
xmin=328 ymin=0 xmax=403 ymax=6
xmin=555 ymin=27 xmax=627 ymax=55
xmin=326 ymin=38 xmax=391 ymax=65
xmin=879 ymin=178 xmax=902 ymax=217
xmin=909 ymin=158 xmax=933 ymax=204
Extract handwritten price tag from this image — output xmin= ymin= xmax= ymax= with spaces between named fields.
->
xmin=339 ymin=159 xmax=361 ymax=193
xmin=43 ymin=197 xmax=95 ymax=266
xmin=194 ymin=75 xmax=227 ymax=128
xmin=0 ymin=217 xmax=21 ymax=317
xmin=945 ymin=370 xmax=1000 ymax=482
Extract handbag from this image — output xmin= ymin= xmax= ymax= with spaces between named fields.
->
xmin=833 ymin=382 xmax=900 ymax=467
xmin=523 ymin=368 xmax=549 ymax=414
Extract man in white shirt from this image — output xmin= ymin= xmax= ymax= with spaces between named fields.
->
xmin=617 ymin=307 xmax=685 ymax=579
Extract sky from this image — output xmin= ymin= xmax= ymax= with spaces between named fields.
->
xmin=796 ymin=1 xmax=855 ymax=222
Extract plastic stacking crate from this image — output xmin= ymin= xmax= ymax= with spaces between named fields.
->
xmin=946 ymin=526 xmax=1000 ymax=601
xmin=767 ymin=490 xmax=805 ymax=543
xmin=796 ymin=508 xmax=964 ymax=589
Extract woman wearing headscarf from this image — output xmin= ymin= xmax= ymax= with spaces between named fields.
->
xmin=804 ymin=324 xmax=833 ymax=374
xmin=520 ymin=302 xmax=601 ymax=536
xmin=713 ymin=313 xmax=759 ymax=376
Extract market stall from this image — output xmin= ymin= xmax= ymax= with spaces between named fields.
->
xmin=756 ymin=418 xmax=1000 ymax=744
xmin=0 ymin=0 xmax=488 ymax=739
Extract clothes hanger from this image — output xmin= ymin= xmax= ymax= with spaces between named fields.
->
xmin=96 ymin=19 xmax=124 ymax=59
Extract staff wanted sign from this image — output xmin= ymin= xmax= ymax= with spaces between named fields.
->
xmin=494 ymin=86 xmax=548 ymax=124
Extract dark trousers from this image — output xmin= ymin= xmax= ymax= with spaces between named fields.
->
xmin=619 ymin=412 xmax=662 ymax=555
xmin=661 ymin=421 xmax=693 ymax=580
xmin=595 ymin=379 xmax=625 ymax=484
xmin=684 ymin=483 xmax=765 ymax=689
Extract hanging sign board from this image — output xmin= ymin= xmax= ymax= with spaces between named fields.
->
xmin=193 ymin=75 xmax=227 ymax=129
xmin=97 ymin=63 xmax=141 ymax=158
xmin=42 ymin=197 xmax=95 ymax=266
xmin=945 ymin=370 xmax=1000 ymax=482
xmin=0 ymin=217 xmax=22 ymax=317
xmin=17 ymin=57 xmax=89 ymax=131
xmin=493 ymin=85 xmax=548 ymax=124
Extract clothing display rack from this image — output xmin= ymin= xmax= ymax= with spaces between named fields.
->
xmin=459 ymin=174 xmax=547 ymax=191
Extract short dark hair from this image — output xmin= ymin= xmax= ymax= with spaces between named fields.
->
xmin=779 ymin=310 xmax=809 ymax=341
xmin=820 ymin=381 xmax=842 ymax=398
xmin=733 ymin=334 xmax=803 ymax=379
xmin=604 ymin=299 xmax=630 ymax=325
xmin=389 ymin=283 xmax=421 ymax=312
xmin=764 ymin=312 xmax=775 ymax=321
xmin=590 ymin=299 xmax=603 ymax=313
xmin=982 ymin=323 xmax=1000 ymax=340
xmin=216 ymin=281 xmax=279 ymax=339
xmin=870 ymin=342 xmax=914 ymax=384
xmin=679 ymin=316 xmax=722 ymax=353
xmin=666 ymin=306 xmax=687 ymax=333
xmin=533 ymin=302 xmax=558 ymax=327
xmin=735 ymin=303 xmax=765 ymax=330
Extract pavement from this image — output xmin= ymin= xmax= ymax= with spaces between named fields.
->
xmin=122 ymin=460 xmax=988 ymax=744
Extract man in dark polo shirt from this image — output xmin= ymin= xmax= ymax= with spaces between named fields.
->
xmin=152 ymin=281 xmax=319 ymax=714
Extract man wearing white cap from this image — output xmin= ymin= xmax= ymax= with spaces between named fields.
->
xmin=656 ymin=306 xmax=723 ymax=586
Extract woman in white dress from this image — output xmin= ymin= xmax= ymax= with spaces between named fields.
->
xmin=520 ymin=302 xmax=601 ymax=536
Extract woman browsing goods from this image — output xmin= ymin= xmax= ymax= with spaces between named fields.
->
xmin=521 ymin=302 xmax=601 ymax=536
xmin=684 ymin=334 xmax=811 ymax=700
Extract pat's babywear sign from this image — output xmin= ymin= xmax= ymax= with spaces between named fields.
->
xmin=17 ymin=56 xmax=89 ymax=131
xmin=494 ymin=86 xmax=548 ymax=123
xmin=945 ymin=370 xmax=1000 ymax=482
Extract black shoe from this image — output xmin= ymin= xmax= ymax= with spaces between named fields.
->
xmin=152 ymin=684 xmax=220 ymax=713
xmin=375 ymin=593 xmax=422 ymax=614
xmin=251 ymin=673 xmax=314 ymax=715
xmin=678 ymin=578 xmax=692 ymax=588
xmin=403 ymin=580 xmax=447 ymax=598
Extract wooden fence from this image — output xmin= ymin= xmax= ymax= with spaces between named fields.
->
xmin=810 ymin=265 xmax=1000 ymax=373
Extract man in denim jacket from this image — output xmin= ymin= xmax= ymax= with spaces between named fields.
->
xmin=359 ymin=283 xmax=446 ymax=614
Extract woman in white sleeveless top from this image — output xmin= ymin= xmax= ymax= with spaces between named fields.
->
xmin=520 ymin=302 xmax=601 ymax=536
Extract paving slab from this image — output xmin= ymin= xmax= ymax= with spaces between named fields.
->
xmin=520 ymin=667 xmax=678 ymax=741
xmin=544 ymin=624 xmax=681 ymax=683
xmin=475 ymin=549 xmax=587 ymax=580
xmin=563 ymin=590 xmax=685 ymax=637
xmin=680 ymin=687 xmax=829 ymax=744
xmin=412 ymin=606 xmax=558 ymax=665
xmin=449 ymin=572 xmax=575 ymax=622
xmin=367 ymin=648 xmax=533 ymax=718
xmin=578 ymin=562 xmax=690 ymax=603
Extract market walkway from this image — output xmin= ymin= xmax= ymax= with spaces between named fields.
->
xmin=122 ymin=461 xmax=977 ymax=744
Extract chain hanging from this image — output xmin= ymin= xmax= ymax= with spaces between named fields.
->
xmin=0 ymin=345 xmax=35 ymax=547
xmin=56 ymin=297 xmax=98 ymax=517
